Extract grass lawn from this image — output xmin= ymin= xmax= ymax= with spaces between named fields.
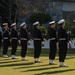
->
xmin=0 ymin=47 xmax=75 ymax=75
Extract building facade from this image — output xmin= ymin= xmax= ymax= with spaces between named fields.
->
xmin=48 ymin=0 xmax=75 ymax=20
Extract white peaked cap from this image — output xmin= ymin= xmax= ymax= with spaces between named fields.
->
xmin=3 ymin=23 xmax=8 ymax=26
xmin=58 ymin=19 xmax=65 ymax=25
xmin=20 ymin=22 xmax=26 ymax=27
xmin=49 ymin=21 xmax=55 ymax=25
xmin=11 ymin=23 xmax=16 ymax=27
xmin=33 ymin=21 xmax=40 ymax=26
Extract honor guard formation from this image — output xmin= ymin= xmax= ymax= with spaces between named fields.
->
xmin=0 ymin=19 xmax=72 ymax=67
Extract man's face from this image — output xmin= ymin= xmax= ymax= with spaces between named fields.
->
xmin=4 ymin=25 xmax=8 ymax=29
xmin=36 ymin=24 xmax=39 ymax=28
xmin=53 ymin=24 xmax=55 ymax=28
xmin=13 ymin=25 xmax=16 ymax=29
xmin=62 ymin=22 xmax=65 ymax=27
xmin=23 ymin=25 xmax=27 ymax=29
xmin=51 ymin=23 xmax=55 ymax=28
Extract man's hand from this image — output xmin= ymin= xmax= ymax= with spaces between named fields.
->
xmin=69 ymin=41 xmax=72 ymax=48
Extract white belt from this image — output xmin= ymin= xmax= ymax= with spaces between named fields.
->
xmin=50 ymin=38 xmax=56 ymax=40
xmin=21 ymin=38 xmax=27 ymax=40
xmin=59 ymin=38 xmax=66 ymax=40
xmin=4 ymin=37 xmax=8 ymax=39
xmin=34 ymin=38 xmax=41 ymax=40
xmin=12 ymin=38 xmax=17 ymax=39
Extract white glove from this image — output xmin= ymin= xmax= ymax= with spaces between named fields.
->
xmin=18 ymin=40 xmax=21 ymax=44
xmin=28 ymin=40 xmax=30 ymax=45
xmin=1 ymin=39 xmax=3 ymax=42
xmin=69 ymin=41 xmax=72 ymax=44
xmin=28 ymin=40 xmax=30 ymax=43
xmin=43 ymin=38 xmax=46 ymax=42
xmin=10 ymin=39 xmax=11 ymax=42
xmin=69 ymin=41 xmax=72 ymax=48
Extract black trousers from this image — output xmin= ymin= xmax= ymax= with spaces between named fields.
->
xmin=3 ymin=39 xmax=9 ymax=55
xmin=59 ymin=40 xmax=68 ymax=62
xmin=21 ymin=40 xmax=27 ymax=57
xmin=49 ymin=40 xmax=57 ymax=60
xmin=34 ymin=40 xmax=42 ymax=58
xmin=11 ymin=39 xmax=18 ymax=55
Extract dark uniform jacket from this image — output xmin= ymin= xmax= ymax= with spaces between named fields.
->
xmin=20 ymin=28 xmax=29 ymax=41
xmin=2 ymin=28 xmax=10 ymax=39
xmin=33 ymin=27 xmax=43 ymax=41
xmin=10 ymin=28 xmax=18 ymax=39
xmin=58 ymin=27 xmax=68 ymax=42
xmin=48 ymin=27 xmax=57 ymax=41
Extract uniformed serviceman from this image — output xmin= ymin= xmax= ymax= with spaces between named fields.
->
xmin=10 ymin=23 xmax=18 ymax=59
xmin=2 ymin=23 xmax=10 ymax=58
xmin=33 ymin=21 xmax=43 ymax=63
xmin=20 ymin=22 xmax=29 ymax=61
xmin=58 ymin=19 xmax=71 ymax=67
xmin=48 ymin=21 xmax=57 ymax=65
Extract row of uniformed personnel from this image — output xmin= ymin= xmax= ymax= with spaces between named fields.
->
xmin=0 ymin=19 xmax=71 ymax=67
xmin=0 ymin=22 xmax=30 ymax=61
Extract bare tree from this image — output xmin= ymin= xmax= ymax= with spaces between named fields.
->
xmin=0 ymin=0 xmax=17 ymax=26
